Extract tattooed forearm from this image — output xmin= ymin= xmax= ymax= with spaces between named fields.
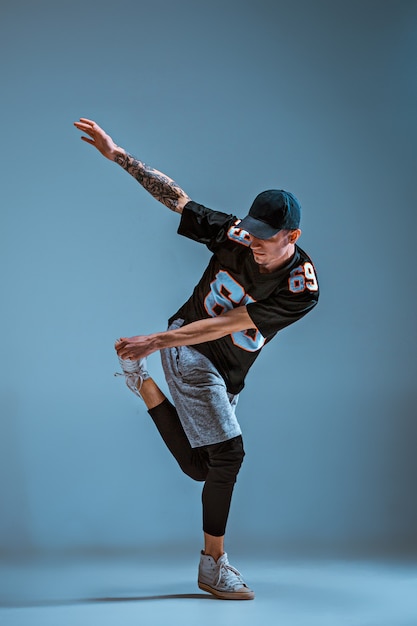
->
xmin=114 ymin=152 xmax=189 ymax=213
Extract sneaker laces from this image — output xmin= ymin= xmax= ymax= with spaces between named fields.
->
xmin=216 ymin=561 xmax=246 ymax=589
xmin=114 ymin=356 xmax=149 ymax=400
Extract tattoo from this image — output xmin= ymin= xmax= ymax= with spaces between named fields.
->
xmin=114 ymin=152 xmax=188 ymax=213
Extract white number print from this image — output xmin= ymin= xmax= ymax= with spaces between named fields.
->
xmin=288 ymin=262 xmax=318 ymax=294
xmin=204 ymin=270 xmax=266 ymax=352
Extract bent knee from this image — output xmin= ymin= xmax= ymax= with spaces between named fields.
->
xmin=226 ymin=435 xmax=245 ymax=471
xmin=207 ymin=435 xmax=245 ymax=480
xmin=180 ymin=464 xmax=207 ymax=482
xmin=177 ymin=451 xmax=209 ymax=482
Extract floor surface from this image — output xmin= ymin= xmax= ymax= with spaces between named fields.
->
xmin=1 ymin=553 xmax=416 ymax=626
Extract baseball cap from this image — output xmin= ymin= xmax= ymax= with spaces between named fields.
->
xmin=239 ymin=190 xmax=301 ymax=240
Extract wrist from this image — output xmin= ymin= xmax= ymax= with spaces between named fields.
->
xmin=112 ymin=147 xmax=128 ymax=165
xmin=151 ymin=332 xmax=169 ymax=351
xmin=150 ymin=330 xmax=184 ymax=352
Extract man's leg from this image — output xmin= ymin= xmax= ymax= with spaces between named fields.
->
xmin=124 ymin=372 xmax=244 ymax=556
xmin=204 ymin=533 xmax=225 ymax=562
xmin=117 ymin=354 xmax=254 ymax=599
xmin=197 ymin=435 xmax=254 ymax=600
xmin=128 ymin=376 xmax=209 ymax=482
xmin=138 ymin=377 xmax=166 ymax=410
xmin=140 ymin=378 xmax=244 ymax=553
xmin=201 ymin=435 xmax=245 ymax=558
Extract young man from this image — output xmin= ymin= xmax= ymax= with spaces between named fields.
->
xmin=74 ymin=117 xmax=319 ymax=600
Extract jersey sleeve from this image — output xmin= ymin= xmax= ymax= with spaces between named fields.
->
xmin=246 ymin=287 xmax=319 ymax=339
xmin=178 ymin=201 xmax=236 ymax=250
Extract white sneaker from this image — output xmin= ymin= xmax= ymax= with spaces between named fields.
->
xmin=114 ymin=356 xmax=149 ymax=399
xmin=198 ymin=552 xmax=255 ymax=600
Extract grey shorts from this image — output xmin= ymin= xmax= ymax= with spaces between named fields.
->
xmin=160 ymin=319 xmax=241 ymax=448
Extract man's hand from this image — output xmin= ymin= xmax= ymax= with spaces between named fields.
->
xmin=74 ymin=118 xmax=122 ymax=160
xmin=115 ymin=335 xmax=157 ymax=361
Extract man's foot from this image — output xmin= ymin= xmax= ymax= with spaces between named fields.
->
xmin=114 ymin=356 xmax=149 ymax=399
xmin=198 ymin=552 xmax=255 ymax=600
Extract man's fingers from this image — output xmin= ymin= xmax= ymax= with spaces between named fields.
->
xmin=115 ymin=339 xmax=134 ymax=358
xmin=78 ymin=117 xmax=96 ymax=125
xmin=114 ymin=336 xmax=147 ymax=360
xmin=117 ymin=347 xmax=135 ymax=359
xmin=75 ymin=123 xmax=95 ymax=137
xmin=74 ymin=120 xmax=98 ymax=134
xmin=74 ymin=121 xmax=92 ymax=130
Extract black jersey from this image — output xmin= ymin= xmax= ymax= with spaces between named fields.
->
xmin=169 ymin=201 xmax=319 ymax=394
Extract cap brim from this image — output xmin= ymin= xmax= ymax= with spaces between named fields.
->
xmin=238 ymin=215 xmax=279 ymax=240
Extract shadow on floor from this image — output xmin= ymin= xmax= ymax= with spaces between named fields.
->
xmin=0 ymin=592 xmax=218 ymax=608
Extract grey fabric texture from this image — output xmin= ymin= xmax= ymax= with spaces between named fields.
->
xmin=160 ymin=319 xmax=241 ymax=448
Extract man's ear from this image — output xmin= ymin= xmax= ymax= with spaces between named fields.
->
xmin=288 ymin=229 xmax=302 ymax=244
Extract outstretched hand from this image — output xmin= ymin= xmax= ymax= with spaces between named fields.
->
xmin=74 ymin=118 xmax=120 ymax=160
xmin=115 ymin=335 xmax=155 ymax=361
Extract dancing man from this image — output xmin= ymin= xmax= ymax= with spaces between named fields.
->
xmin=74 ymin=117 xmax=319 ymax=600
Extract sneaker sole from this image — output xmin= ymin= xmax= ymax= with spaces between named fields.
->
xmin=198 ymin=581 xmax=255 ymax=600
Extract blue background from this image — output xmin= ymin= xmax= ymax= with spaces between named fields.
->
xmin=1 ymin=0 xmax=416 ymax=558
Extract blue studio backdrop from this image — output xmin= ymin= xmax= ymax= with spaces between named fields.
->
xmin=1 ymin=0 xmax=416 ymax=558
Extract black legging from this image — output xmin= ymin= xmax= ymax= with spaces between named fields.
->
xmin=148 ymin=398 xmax=245 ymax=537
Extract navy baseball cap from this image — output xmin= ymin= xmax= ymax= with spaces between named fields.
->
xmin=239 ymin=190 xmax=301 ymax=240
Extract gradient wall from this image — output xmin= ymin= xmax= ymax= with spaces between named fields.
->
xmin=1 ymin=0 xmax=416 ymax=557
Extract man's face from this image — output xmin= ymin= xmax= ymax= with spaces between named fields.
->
xmin=249 ymin=229 xmax=301 ymax=272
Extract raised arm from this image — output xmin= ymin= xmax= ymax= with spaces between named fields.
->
xmin=74 ymin=117 xmax=191 ymax=213
xmin=115 ymin=306 xmax=257 ymax=361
